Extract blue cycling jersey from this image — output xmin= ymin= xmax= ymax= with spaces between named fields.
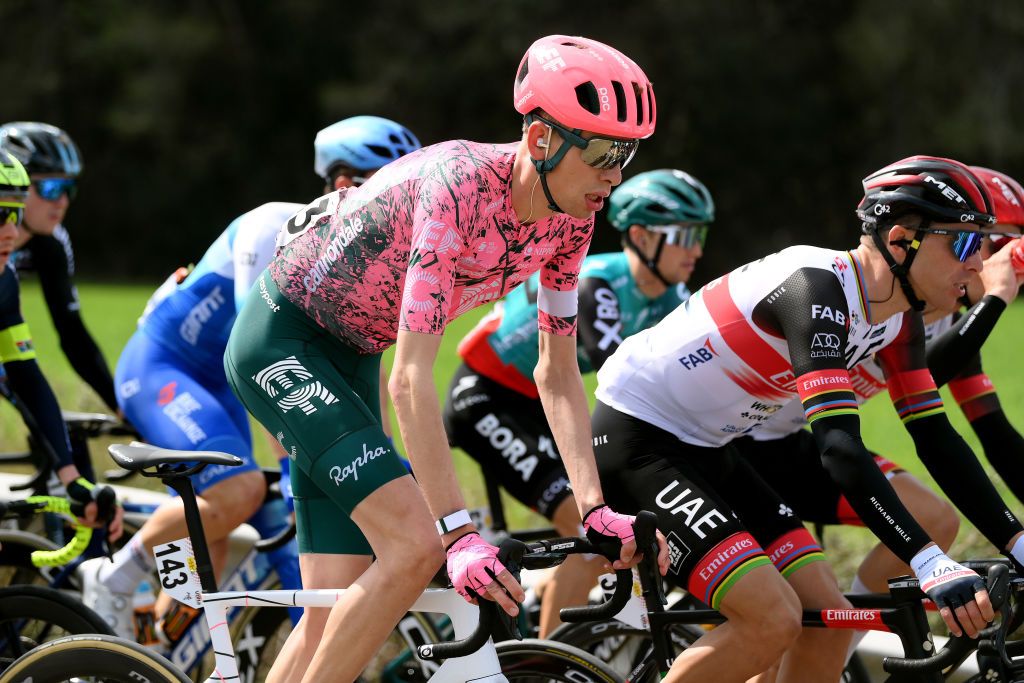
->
xmin=139 ymin=203 xmax=299 ymax=370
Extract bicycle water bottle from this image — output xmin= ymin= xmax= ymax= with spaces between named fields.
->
xmin=1011 ymin=241 xmax=1024 ymax=275
xmin=133 ymin=580 xmax=160 ymax=647
xmin=156 ymin=600 xmax=202 ymax=647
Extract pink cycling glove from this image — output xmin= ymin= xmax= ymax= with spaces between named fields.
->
xmin=583 ymin=504 xmax=636 ymax=545
xmin=446 ymin=532 xmax=507 ymax=602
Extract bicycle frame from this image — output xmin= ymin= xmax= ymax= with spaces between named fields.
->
xmin=156 ymin=462 xmax=509 ymax=683
xmin=195 ymin=587 xmax=505 ymax=683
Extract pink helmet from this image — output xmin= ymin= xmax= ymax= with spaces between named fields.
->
xmin=513 ymin=35 xmax=656 ymax=140
xmin=970 ymin=166 xmax=1024 ymax=244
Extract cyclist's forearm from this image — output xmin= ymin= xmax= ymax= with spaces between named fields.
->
xmin=535 ymin=356 xmax=603 ymax=515
xmin=390 ymin=364 xmax=470 ymax=542
xmin=907 ymin=414 xmax=1024 ymax=551
xmin=971 ymin=410 xmax=1024 ymax=508
xmin=57 ymin=463 xmax=83 ymax=486
xmin=813 ymin=419 xmax=930 ymax=563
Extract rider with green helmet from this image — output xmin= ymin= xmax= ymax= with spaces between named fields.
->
xmin=442 ymin=168 xmax=714 ymax=636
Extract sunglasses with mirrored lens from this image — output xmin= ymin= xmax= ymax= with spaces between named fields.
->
xmin=33 ymin=178 xmax=77 ymax=201
xmin=919 ymin=227 xmax=984 ymax=262
xmin=0 ymin=202 xmax=24 ymax=227
xmin=578 ymin=136 xmax=640 ymax=170
xmin=648 ymin=224 xmax=709 ymax=248
xmin=538 ymin=116 xmax=641 ymax=170
xmin=950 ymin=231 xmax=983 ymax=262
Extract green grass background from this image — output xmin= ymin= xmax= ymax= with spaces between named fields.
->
xmin=5 ymin=279 xmax=1024 ymax=586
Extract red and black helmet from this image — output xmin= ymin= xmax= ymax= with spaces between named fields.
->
xmin=857 ymin=155 xmax=996 ymax=230
xmin=969 ymin=167 xmax=1024 ymax=247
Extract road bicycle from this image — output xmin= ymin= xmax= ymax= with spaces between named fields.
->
xmin=3 ymin=442 xmax=647 ymax=682
xmin=0 ymin=497 xmax=120 ymax=673
xmin=561 ymin=525 xmax=1024 ymax=683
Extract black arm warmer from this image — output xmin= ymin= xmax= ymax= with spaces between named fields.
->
xmin=4 ymin=359 xmax=74 ymax=470
xmin=905 ymin=412 xmax=1023 ymax=550
xmin=577 ymin=277 xmax=620 ymax=372
xmin=926 ymin=295 xmax=1007 ymax=387
xmin=971 ymin=410 xmax=1024 ymax=509
xmin=812 ymin=415 xmax=929 ymax=564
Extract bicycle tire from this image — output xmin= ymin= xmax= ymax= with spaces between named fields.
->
xmin=0 ymin=634 xmax=189 ymax=683
xmin=496 ymin=638 xmax=625 ymax=682
xmin=549 ymin=616 xmax=704 ymax=677
xmin=0 ymin=584 xmax=114 ymax=671
xmin=841 ymin=652 xmax=872 ymax=683
xmin=0 ymin=530 xmax=61 ymax=588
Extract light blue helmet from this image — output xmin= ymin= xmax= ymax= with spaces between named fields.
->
xmin=313 ymin=115 xmax=421 ymax=181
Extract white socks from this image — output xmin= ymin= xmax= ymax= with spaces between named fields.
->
xmin=99 ymin=535 xmax=155 ymax=595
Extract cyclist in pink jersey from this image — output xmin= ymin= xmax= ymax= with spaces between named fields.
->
xmin=225 ymin=35 xmax=668 ymax=682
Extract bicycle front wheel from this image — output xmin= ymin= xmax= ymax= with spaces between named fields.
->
xmin=0 ymin=634 xmax=189 ymax=683
xmin=496 ymin=638 xmax=625 ymax=682
xmin=0 ymin=584 xmax=114 ymax=671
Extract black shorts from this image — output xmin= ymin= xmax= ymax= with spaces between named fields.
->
xmin=738 ymin=430 xmax=905 ymax=527
xmin=592 ymin=401 xmax=825 ymax=609
xmin=442 ymin=363 xmax=573 ymax=518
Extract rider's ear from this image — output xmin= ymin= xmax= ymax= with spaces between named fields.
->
xmin=529 ymin=125 xmax=552 ymax=163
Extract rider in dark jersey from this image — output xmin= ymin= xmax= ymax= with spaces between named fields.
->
xmin=592 ymin=156 xmax=1016 ymax=683
xmin=443 ymin=168 xmax=712 ymax=636
xmin=225 ymin=35 xmax=667 ymax=681
xmin=0 ymin=151 xmax=122 ymax=539
xmin=0 ymin=123 xmax=116 ymax=414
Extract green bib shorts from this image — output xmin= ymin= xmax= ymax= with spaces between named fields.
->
xmin=225 ymin=273 xmax=408 ymax=555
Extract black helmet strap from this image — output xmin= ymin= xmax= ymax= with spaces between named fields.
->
xmin=870 ymin=221 xmax=928 ymax=312
xmin=624 ymin=229 xmax=674 ymax=289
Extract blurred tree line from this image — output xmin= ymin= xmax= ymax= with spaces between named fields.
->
xmin=4 ymin=0 xmax=1024 ymax=286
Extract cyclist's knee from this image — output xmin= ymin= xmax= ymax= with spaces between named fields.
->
xmin=719 ymin=567 xmax=802 ymax=657
xmin=892 ymin=474 xmax=959 ymax=548
xmin=551 ymin=495 xmax=582 ymax=537
xmin=925 ymin=498 xmax=959 ymax=549
xmin=200 ymin=470 xmax=266 ymax=527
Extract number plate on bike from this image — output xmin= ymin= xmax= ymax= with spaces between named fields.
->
xmin=153 ymin=538 xmax=202 ymax=608
xmin=599 ymin=569 xmax=649 ymax=630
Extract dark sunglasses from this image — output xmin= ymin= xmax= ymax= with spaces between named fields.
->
xmin=33 ymin=177 xmax=78 ymax=201
xmin=648 ymin=223 xmax=709 ymax=249
xmin=0 ymin=202 xmax=24 ymax=227
xmin=537 ymin=116 xmax=640 ymax=170
xmin=917 ymin=227 xmax=984 ymax=262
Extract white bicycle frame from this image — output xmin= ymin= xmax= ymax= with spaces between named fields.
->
xmin=197 ymin=586 xmax=507 ymax=683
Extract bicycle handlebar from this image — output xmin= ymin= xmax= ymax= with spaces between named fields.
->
xmin=560 ymin=510 xmax=658 ymax=622
xmin=882 ymin=563 xmax=1010 ymax=674
xmin=2 ymin=496 xmax=93 ymax=567
xmin=2 ymin=485 xmax=117 ymax=567
xmin=418 ymin=510 xmax=659 ymax=661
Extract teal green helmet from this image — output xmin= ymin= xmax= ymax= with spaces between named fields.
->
xmin=608 ymin=169 xmax=715 ymax=231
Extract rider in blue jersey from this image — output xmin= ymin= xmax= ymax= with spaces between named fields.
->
xmin=79 ymin=116 xmax=421 ymax=641
xmin=443 ymin=168 xmax=713 ymax=636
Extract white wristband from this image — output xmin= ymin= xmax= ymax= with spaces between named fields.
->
xmin=1010 ymin=535 xmax=1024 ymax=567
xmin=436 ymin=509 xmax=472 ymax=536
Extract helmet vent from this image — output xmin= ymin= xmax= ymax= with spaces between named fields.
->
xmin=575 ymin=82 xmax=602 ymax=116
xmin=516 ymin=60 xmax=529 ymax=86
xmin=632 ymin=83 xmax=645 ymax=127
xmin=611 ymin=81 xmax=627 ymax=123
xmin=367 ymin=144 xmax=392 ymax=159
xmin=647 ymin=84 xmax=656 ymax=124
